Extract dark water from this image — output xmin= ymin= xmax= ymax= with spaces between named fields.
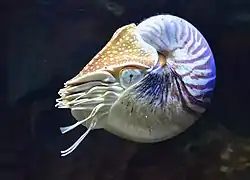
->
xmin=3 ymin=0 xmax=250 ymax=179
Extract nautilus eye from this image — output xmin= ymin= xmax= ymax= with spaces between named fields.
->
xmin=119 ymin=68 xmax=144 ymax=88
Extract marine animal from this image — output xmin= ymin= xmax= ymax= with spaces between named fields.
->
xmin=56 ymin=14 xmax=216 ymax=156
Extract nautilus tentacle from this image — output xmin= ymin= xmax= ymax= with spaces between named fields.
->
xmin=55 ymin=14 xmax=216 ymax=156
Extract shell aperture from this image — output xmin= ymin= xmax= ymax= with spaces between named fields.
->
xmin=55 ymin=14 xmax=216 ymax=156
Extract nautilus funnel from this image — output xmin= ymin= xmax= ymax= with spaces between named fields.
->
xmin=56 ymin=14 xmax=216 ymax=156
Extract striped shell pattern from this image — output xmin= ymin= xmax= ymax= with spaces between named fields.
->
xmin=56 ymin=14 xmax=216 ymax=156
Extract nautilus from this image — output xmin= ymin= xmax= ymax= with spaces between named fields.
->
xmin=56 ymin=14 xmax=216 ymax=156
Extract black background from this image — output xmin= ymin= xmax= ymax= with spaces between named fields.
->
xmin=2 ymin=0 xmax=250 ymax=180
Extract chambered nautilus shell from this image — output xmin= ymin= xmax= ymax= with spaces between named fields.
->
xmin=56 ymin=14 xmax=216 ymax=156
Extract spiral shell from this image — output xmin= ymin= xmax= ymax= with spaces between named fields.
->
xmin=136 ymin=15 xmax=216 ymax=109
xmin=55 ymin=14 xmax=216 ymax=156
